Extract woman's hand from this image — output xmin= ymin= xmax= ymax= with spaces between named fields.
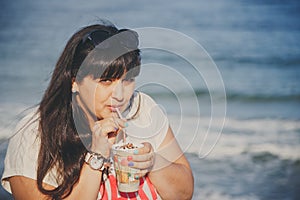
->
xmin=91 ymin=116 xmax=127 ymax=157
xmin=128 ymin=142 xmax=155 ymax=178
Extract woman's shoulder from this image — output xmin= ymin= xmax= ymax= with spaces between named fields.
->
xmin=139 ymin=91 xmax=154 ymax=102
xmin=138 ymin=92 xmax=167 ymax=115
xmin=138 ymin=92 xmax=159 ymax=110
xmin=126 ymin=91 xmax=169 ymax=150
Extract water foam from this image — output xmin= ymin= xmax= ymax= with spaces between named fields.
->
xmin=169 ymin=115 xmax=300 ymax=160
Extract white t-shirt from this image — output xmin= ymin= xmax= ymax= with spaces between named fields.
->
xmin=1 ymin=92 xmax=169 ymax=193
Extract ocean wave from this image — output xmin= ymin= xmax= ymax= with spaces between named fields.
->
xmin=226 ymin=92 xmax=300 ymax=103
xmin=145 ymin=89 xmax=300 ymax=103
xmin=168 ymin=116 xmax=300 ymax=160
xmin=188 ymin=151 xmax=300 ymax=200
xmin=214 ymin=55 xmax=300 ymax=67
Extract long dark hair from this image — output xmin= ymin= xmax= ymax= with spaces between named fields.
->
xmin=37 ymin=23 xmax=141 ymax=199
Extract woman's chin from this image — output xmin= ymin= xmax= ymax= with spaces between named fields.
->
xmin=96 ymin=110 xmax=113 ymax=119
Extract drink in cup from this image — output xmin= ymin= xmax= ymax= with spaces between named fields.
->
xmin=111 ymin=143 xmax=143 ymax=193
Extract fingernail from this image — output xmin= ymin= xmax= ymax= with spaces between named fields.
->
xmin=124 ymin=122 xmax=128 ymax=127
xmin=133 ymin=149 xmax=139 ymax=155
xmin=114 ymin=127 xmax=118 ymax=131
xmin=127 ymin=156 xmax=133 ymax=161
xmin=128 ymin=162 xmax=134 ymax=167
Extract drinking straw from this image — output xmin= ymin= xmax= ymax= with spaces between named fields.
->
xmin=115 ymin=108 xmax=126 ymax=143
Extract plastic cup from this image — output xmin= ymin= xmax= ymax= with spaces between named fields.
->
xmin=111 ymin=143 xmax=143 ymax=193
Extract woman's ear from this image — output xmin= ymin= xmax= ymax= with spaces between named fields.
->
xmin=72 ymin=81 xmax=79 ymax=93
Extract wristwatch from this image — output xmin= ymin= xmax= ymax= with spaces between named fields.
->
xmin=84 ymin=152 xmax=106 ymax=171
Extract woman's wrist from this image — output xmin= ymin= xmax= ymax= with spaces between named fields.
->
xmin=90 ymin=143 xmax=111 ymax=158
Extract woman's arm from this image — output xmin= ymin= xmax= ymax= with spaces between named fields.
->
xmin=9 ymin=163 xmax=103 ymax=200
xmin=8 ymin=115 xmax=126 ymax=199
xmin=131 ymin=127 xmax=194 ymax=200
xmin=148 ymin=127 xmax=194 ymax=200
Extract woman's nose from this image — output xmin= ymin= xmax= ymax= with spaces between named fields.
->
xmin=112 ymin=80 xmax=124 ymax=101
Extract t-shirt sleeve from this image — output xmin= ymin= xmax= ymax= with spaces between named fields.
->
xmin=1 ymin=113 xmax=40 ymax=193
xmin=1 ymin=111 xmax=59 ymax=193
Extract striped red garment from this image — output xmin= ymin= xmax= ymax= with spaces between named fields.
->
xmin=98 ymin=175 xmax=159 ymax=200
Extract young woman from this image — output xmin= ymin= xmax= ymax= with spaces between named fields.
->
xmin=2 ymin=23 xmax=194 ymax=199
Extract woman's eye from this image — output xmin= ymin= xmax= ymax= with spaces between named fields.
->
xmin=123 ymin=78 xmax=135 ymax=84
xmin=99 ymin=79 xmax=113 ymax=85
xmin=123 ymin=78 xmax=135 ymax=86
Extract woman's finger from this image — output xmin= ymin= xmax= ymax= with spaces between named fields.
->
xmin=93 ymin=117 xmax=125 ymax=135
xmin=134 ymin=142 xmax=153 ymax=155
xmin=128 ymin=155 xmax=155 ymax=170
xmin=93 ymin=118 xmax=120 ymax=136
xmin=131 ymin=152 xmax=154 ymax=162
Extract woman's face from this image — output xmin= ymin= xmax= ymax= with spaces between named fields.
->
xmin=73 ymin=73 xmax=136 ymax=121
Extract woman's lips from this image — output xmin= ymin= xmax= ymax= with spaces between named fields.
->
xmin=108 ymin=105 xmax=123 ymax=112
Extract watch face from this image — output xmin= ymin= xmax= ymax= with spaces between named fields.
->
xmin=90 ymin=156 xmax=104 ymax=170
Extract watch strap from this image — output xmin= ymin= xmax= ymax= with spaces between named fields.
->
xmin=84 ymin=151 xmax=106 ymax=171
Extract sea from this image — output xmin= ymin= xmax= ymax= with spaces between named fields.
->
xmin=0 ymin=0 xmax=299 ymax=199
